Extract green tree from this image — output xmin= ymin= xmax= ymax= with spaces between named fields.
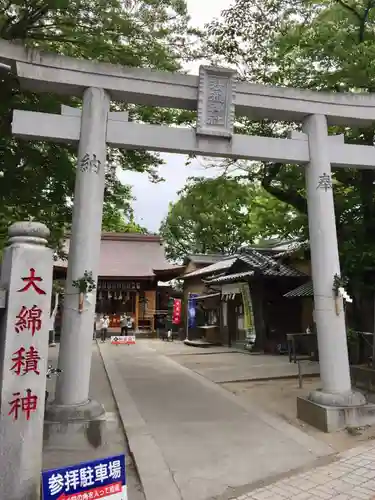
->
xmin=0 ymin=0 xmax=198 ymax=253
xmin=102 ymin=201 xmax=147 ymax=233
xmin=206 ymin=0 xmax=375 ymax=330
xmin=159 ymin=176 xmax=300 ymax=261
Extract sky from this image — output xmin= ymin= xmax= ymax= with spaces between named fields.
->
xmin=117 ymin=0 xmax=232 ymax=232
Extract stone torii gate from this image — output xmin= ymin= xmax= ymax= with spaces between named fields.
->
xmin=2 ymin=39 xmax=375 ymax=430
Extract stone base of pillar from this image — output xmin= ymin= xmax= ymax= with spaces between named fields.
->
xmin=45 ymin=398 xmax=105 ymax=422
xmin=297 ymin=395 xmax=375 ymax=432
xmin=43 ymin=412 xmax=108 ymax=452
xmin=44 ymin=399 xmax=106 ymax=451
xmin=309 ymin=389 xmax=366 ymax=407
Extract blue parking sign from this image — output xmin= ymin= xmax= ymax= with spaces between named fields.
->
xmin=41 ymin=454 xmax=126 ymax=500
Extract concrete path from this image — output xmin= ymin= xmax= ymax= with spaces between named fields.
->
xmin=235 ymin=442 xmax=375 ymax=499
xmin=139 ymin=339 xmax=320 ymax=383
xmin=98 ymin=340 xmax=333 ymax=500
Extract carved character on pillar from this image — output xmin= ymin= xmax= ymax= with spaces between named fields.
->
xmin=79 ymin=153 xmax=101 ymax=174
xmin=317 ymin=172 xmax=332 ymax=191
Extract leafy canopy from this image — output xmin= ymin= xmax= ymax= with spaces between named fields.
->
xmin=159 ymin=176 xmax=300 ymax=261
xmin=0 ymin=0 xmax=198 ymax=252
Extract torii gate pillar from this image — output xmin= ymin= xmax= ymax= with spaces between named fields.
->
xmin=296 ymin=114 xmax=366 ymax=429
xmin=46 ymin=87 xmax=110 ymax=421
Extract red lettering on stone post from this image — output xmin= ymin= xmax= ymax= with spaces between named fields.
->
xmin=10 ymin=346 xmax=41 ymax=376
xmin=17 ymin=268 xmax=46 ymax=295
xmin=8 ymin=389 xmax=38 ymax=421
xmin=14 ymin=305 xmax=42 ymax=336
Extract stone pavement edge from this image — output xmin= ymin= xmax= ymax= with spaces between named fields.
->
xmin=235 ymin=442 xmax=375 ymax=500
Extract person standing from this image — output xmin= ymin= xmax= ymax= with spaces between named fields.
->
xmin=127 ymin=314 xmax=133 ymax=332
xmin=100 ymin=314 xmax=109 ymax=343
xmin=120 ymin=313 xmax=128 ymax=335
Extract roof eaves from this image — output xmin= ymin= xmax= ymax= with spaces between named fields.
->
xmin=284 ymin=281 xmax=314 ymax=298
xmin=181 ymin=256 xmax=238 ymax=279
xmin=185 ymin=254 xmax=228 ymax=266
xmin=202 ymin=271 xmax=227 ymax=283
xmin=205 ymin=270 xmax=255 ymax=284
xmin=195 ymin=292 xmax=221 ymax=300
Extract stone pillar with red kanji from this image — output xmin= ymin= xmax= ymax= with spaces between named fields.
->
xmin=0 ymin=221 xmax=53 ymax=500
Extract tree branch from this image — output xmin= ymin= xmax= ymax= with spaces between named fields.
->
xmin=262 ymin=163 xmax=308 ymax=214
xmin=1 ymin=2 xmax=51 ymax=39
xmin=360 ymin=0 xmax=375 ymax=42
xmin=336 ymin=0 xmax=362 ymax=22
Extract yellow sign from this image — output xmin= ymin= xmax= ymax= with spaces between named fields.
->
xmin=239 ymin=283 xmax=255 ymax=336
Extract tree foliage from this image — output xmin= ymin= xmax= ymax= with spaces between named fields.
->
xmin=0 ymin=0 xmax=198 ymax=252
xmin=102 ymin=201 xmax=147 ymax=234
xmin=159 ymin=176 xmax=300 ymax=261
xmin=205 ymin=0 xmax=375 ymax=330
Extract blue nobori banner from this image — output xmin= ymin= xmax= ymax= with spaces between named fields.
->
xmin=41 ymin=454 xmax=126 ymax=500
xmin=188 ymin=293 xmax=199 ymax=328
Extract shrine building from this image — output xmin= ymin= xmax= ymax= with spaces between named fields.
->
xmin=53 ymin=232 xmax=176 ymax=331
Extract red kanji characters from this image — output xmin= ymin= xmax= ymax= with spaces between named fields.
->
xmin=10 ymin=347 xmax=24 ymax=376
xmin=10 ymin=346 xmax=40 ymax=376
xmin=8 ymin=388 xmax=38 ymax=421
xmin=24 ymin=346 xmax=40 ymax=375
xmin=17 ymin=268 xmax=46 ymax=295
xmin=15 ymin=305 xmax=42 ymax=336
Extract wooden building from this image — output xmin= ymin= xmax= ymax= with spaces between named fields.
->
xmin=54 ymin=232 xmax=174 ymax=331
xmin=180 ymin=244 xmax=309 ymax=351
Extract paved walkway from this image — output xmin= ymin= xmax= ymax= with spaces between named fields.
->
xmin=235 ymin=442 xmax=375 ymax=500
xmin=98 ymin=340 xmax=332 ymax=500
xmin=140 ymin=339 xmax=320 ymax=383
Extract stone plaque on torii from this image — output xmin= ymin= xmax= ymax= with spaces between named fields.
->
xmin=1 ymin=38 xmax=375 ymax=451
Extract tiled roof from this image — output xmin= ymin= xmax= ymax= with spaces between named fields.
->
xmin=181 ymin=247 xmax=306 ymax=282
xmin=243 ymin=240 xmax=308 ymax=258
xmin=204 ymin=249 xmax=305 ymax=284
xmin=238 ymin=250 xmax=306 ymax=277
xmin=205 ymin=270 xmax=255 ymax=284
xmin=185 ymin=254 xmax=227 ymax=265
xmin=284 ymin=281 xmax=313 ymax=298
xmin=181 ymin=256 xmax=238 ymax=279
xmin=54 ymin=233 xmax=171 ymax=278
xmin=272 ymin=241 xmax=309 ymax=258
